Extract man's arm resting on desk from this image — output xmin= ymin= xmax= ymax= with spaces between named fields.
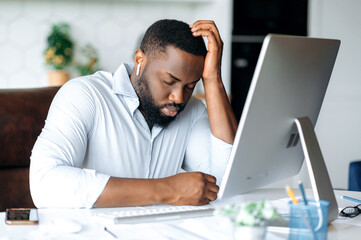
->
xmin=93 ymin=172 xmax=219 ymax=207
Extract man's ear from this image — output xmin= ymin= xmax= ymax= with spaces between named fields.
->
xmin=134 ymin=49 xmax=146 ymax=65
xmin=134 ymin=49 xmax=147 ymax=76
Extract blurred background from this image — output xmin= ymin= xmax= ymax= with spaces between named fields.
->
xmin=0 ymin=0 xmax=232 ymax=90
xmin=0 ymin=0 xmax=360 ymax=190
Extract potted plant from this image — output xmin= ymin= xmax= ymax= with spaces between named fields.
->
xmin=44 ymin=23 xmax=73 ymax=86
xmin=217 ymin=200 xmax=281 ymax=240
xmin=75 ymin=44 xmax=99 ymax=76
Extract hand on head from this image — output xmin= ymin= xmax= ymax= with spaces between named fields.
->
xmin=189 ymin=20 xmax=223 ymax=82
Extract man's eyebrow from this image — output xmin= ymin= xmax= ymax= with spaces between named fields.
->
xmin=167 ymin=72 xmax=181 ymax=82
xmin=167 ymin=72 xmax=200 ymax=84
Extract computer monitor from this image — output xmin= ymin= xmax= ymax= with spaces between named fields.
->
xmin=218 ymin=34 xmax=340 ymax=222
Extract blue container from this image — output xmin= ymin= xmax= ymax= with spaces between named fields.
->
xmin=289 ymin=200 xmax=329 ymax=240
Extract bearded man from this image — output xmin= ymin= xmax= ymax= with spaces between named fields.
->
xmin=30 ymin=19 xmax=237 ymax=208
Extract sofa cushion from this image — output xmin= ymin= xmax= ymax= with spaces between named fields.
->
xmin=0 ymin=87 xmax=60 ymax=168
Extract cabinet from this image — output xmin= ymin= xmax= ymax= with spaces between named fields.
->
xmin=231 ymin=0 xmax=308 ymax=120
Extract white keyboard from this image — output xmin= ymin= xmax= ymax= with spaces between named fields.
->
xmin=93 ymin=205 xmax=215 ymax=224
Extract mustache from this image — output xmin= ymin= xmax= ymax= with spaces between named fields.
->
xmin=162 ymin=102 xmax=184 ymax=111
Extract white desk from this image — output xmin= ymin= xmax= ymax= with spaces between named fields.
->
xmin=1 ymin=189 xmax=361 ymax=240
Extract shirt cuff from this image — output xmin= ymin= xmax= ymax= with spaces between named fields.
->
xmin=210 ymin=134 xmax=233 ymax=184
xmin=83 ymin=169 xmax=111 ymax=208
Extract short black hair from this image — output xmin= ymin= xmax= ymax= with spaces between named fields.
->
xmin=140 ymin=19 xmax=207 ymax=59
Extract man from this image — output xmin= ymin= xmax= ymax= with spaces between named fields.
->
xmin=30 ymin=19 xmax=237 ymax=208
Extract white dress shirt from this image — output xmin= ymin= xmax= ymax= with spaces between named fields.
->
xmin=30 ymin=63 xmax=232 ymax=208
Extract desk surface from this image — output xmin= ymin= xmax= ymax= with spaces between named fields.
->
xmin=1 ymin=189 xmax=361 ymax=240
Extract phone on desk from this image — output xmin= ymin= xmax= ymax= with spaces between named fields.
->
xmin=5 ymin=208 xmax=39 ymax=225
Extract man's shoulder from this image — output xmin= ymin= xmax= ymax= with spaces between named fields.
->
xmin=59 ymin=71 xmax=114 ymax=97
xmin=50 ymin=71 xmax=115 ymax=110
xmin=66 ymin=71 xmax=112 ymax=88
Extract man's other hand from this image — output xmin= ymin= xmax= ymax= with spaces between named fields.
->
xmin=160 ymin=172 xmax=219 ymax=205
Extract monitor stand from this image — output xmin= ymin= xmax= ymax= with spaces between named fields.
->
xmin=295 ymin=117 xmax=338 ymax=223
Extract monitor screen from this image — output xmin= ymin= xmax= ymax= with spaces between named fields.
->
xmin=218 ymin=34 xmax=340 ymax=221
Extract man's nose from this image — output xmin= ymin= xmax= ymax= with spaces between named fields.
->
xmin=169 ymin=87 xmax=184 ymax=104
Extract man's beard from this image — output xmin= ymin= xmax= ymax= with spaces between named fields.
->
xmin=134 ymin=72 xmax=185 ymax=128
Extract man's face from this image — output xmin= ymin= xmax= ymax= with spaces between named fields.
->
xmin=134 ymin=46 xmax=204 ymax=127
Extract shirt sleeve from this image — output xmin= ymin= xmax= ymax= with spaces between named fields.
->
xmin=29 ymin=79 xmax=110 ymax=208
xmin=182 ymin=99 xmax=233 ymax=185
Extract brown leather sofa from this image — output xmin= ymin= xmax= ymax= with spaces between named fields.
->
xmin=0 ymin=87 xmax=60 ymax=212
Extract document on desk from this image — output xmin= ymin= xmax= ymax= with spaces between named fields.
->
xmin=333 ymin=212 xmax=361 ymax=226
xmin=103 ymin=216 xmax=233 ymax=240
xmin=270 ymin=198 xmax=290 ymax=215
xmin=103 ymin=216 xmax=288 ymax=240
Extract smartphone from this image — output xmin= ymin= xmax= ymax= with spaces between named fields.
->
xmin=5 ymin=208 xmax=39 ymax=225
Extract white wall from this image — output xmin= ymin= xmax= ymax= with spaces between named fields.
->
xmin=308 ymin=0 xmax=361 ymax=189
xmin=0 ymin=0 xmax=232 ymax=94
xmin=263 ymin=0 xmax=361 ymax=191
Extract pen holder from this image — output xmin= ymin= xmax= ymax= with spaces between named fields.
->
xmin=289 ymin=200 xmax=329 ymax=240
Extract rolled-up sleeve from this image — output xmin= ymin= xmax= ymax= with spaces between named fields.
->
xmin=30 ymin=80 xmax=110 ymax=208
xmin=182 ymin=102 xmax=232 ymax=185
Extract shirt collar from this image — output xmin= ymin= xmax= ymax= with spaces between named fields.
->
xmin=112 ymin=63 xmax=140 ymax=115
xmin=112 ymin=63 xmax=138 ymax=99
xmin=111 ymin=63 xmax=166 ymax=134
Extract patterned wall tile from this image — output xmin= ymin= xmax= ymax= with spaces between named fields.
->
xmin=53 ymin=0 xmax=83 ymax=22
xmin=0 ymin=1 xmax=23 ymax=21
xmin=0 ymin=75 xmax=8 ymax=88
xmin=23 ymin=0 xmax=53 ymax=23
xmin=0 ymin=45 xmax=23 ymax=74
xmin=0 ymin=21 xmax=8 ymax=44
xmin=9 ymin=17 xmax=40 ymax=48
xmin=0 ymin=0 xmax=231 ymax=90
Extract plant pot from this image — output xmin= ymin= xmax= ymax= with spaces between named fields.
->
xmin=48 ymin=70 xmax=69 ymax=86
xmin=233 ymin=226 xmax=266 ymax=240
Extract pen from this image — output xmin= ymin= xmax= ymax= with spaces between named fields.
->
xmin=104 ymin=227 xmax=117 ymax=239
xmin=286 ymin=185 xmax=316 ymax=240
xmin=298 ymin=181 xmax=308 ymax=205
xmin=297 ymin=181 xmax=316 ymax=239
xmin=285 ymin=185 xmax=299 ymax=205
xmin=341 ymin=195 xmax=361 ymax=204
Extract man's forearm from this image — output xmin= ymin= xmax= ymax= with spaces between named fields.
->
xmin=93 ymin=177 xmax=167 ymax=207
xmin=93 ymin=172 xmax=219 ymax=207
xmin=204 ymin=77 xmax=238 ymax=144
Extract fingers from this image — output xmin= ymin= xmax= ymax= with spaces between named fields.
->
xmin=166 ymin=172 xmax=219 ymax=205
xmin=185 ymin=172 xmax=219 ymax=204
xmin=207 ymin=181 xmax=219 ymax=193
xmin=203 ymin=173 xmax=219 ymax=194
xmin=189 ymin=20 xmax=220 ymax=37
xmin=189 ymin=20 xmax=223 ymax=81
xmin=206 ymin=189 xmax=218 ymax=202
xmin=204 ymin=173 xmax=217 ymax=184
xmin=198 ymin=185 xmax=218 ymax=205
xmin=204 ymin=173 xmax=219 ymax=202
xmin=191 ymin=30 xmax=220 ymax=54
xmin=189 ymin=20 xmax=222 ymax=46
